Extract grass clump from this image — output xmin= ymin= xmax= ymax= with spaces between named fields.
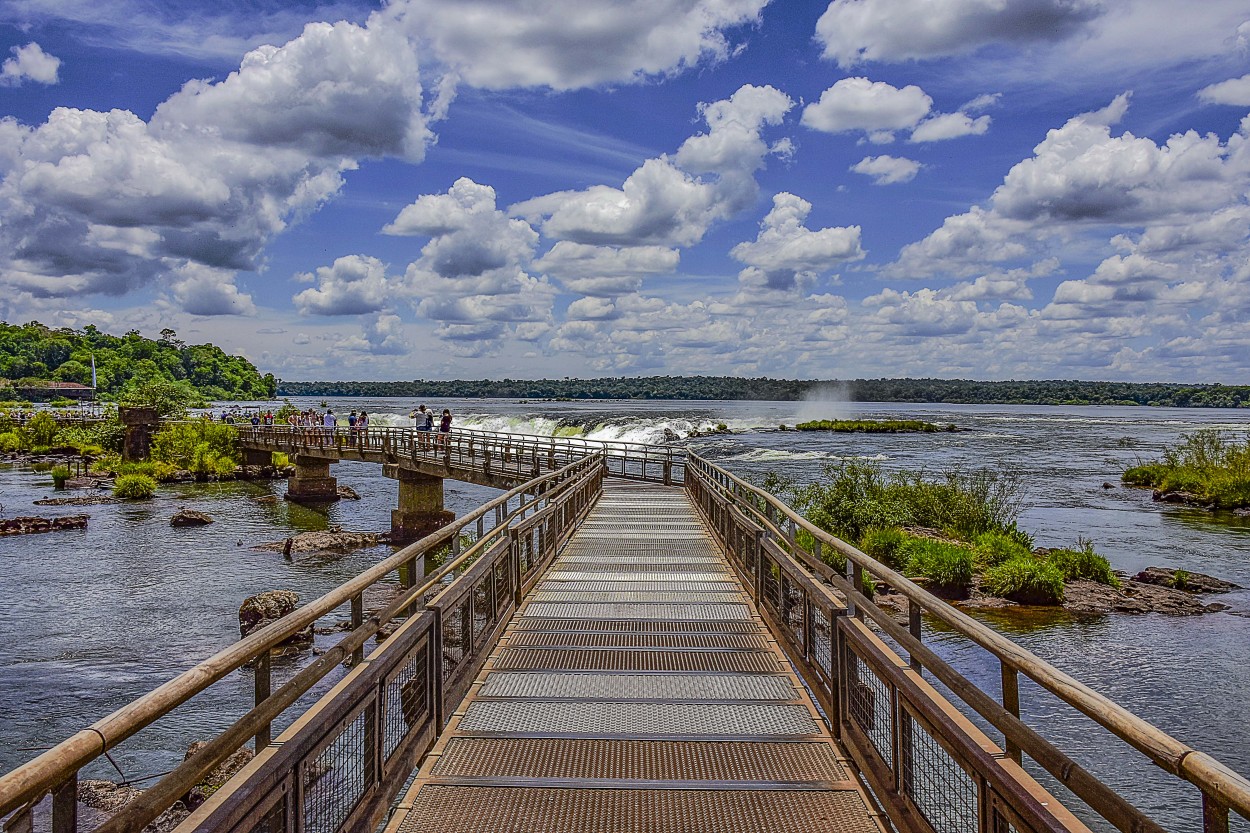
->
xmin=982 ymin=556 xmax=1066 ymax=605
xmin=971 ymin=531 xmax=1032 ymax=569
xmin=50 ymin=464 xmax=71 ymax=488
xmin=150 ymin=418 xmax=239 ymax=477
xmin=114 ymin=473 xmax=157 ymax=499
xmin=859 ymin=527 xmax=909 ymax=570
xmin=1122 ymin=430 xmax=1250 ymax=508
xmin=1046 ymin=541 xmax=1119 ymax=587
xmin=899 ymin=538 xmax=974 ymax=595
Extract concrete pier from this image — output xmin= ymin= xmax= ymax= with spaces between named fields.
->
xmin=385 ymin=463 xmax=454 ymax=543
xmin=285 ymin=455 xmax=340 ymax=504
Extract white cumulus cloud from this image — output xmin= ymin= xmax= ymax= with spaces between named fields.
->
xmin=850 ymin=155 xmax=921 ymax=184
xmin=815 ymin=0 xmax=1102 ymax=67
xmin=294 ymin=255 xmax=397 ymax=316
xmin=0 ymin=42 xmax=60 ymax=86
xmin=730 ymin=192 xmax=864 ymax=289
xmin=1199 ymin=73 xmax=1250 ymax=106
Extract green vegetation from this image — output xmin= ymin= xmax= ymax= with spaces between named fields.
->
xmin=795 ymin=419 xmax=956 ymax=433
xmin=982 ymin=557 xmax=1066 ymax=605
xmin=1172 ymin=569 xmax=1190 ymax=591
xmin=278 ymin=376 xmax=1250 ymax=407
xmin=1122 ymin=430 xmax=1250 ymax=508
xmin=0 ymin=321 xmax=276 ymax=401
xmin=24 ymin=411 xmax=58 ymax=447
xmin=771 ymin=460 xmax=1116 ymax=605
xmin=900 ymin=538 xmax=975 ymax=594
xmin=149 ymin=419 xmax=240 ymax=477
xmin=50 ymin=464 xmax=70 ymax=488
xmin=113 ymin=473 xmax=157 ymax=499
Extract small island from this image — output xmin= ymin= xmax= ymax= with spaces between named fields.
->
xmin=1122 ymin=430 xmax=1250 ymax=510
xmin=795 ymin=419 xmax=957 ymax=433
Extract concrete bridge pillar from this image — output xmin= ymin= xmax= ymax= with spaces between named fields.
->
xmin=285 ymin=455 xmax=340 ymax=504
xmin=119 ymin=406 xmax=160 ymax=461
xmin=385 ymin=463 xmax=454 ymax=544
xmin=241 ymin=447 xmax=271 ymax=467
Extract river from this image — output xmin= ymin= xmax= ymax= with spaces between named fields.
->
xmin=2 ymin=398 xmax=1248 ymax=831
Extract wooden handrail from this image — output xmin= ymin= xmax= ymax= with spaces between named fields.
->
xmin=686 ymin=452 xmax=1250 ymax=821
xmin=0 ymin=454 xmax=602 ymax=819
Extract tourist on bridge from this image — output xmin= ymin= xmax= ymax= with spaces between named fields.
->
xmin=412 ymin=404 xmax=434 ymax=449
xmin=322 ymin=409 xmax=336 ymax=441
xmin=438 ymin=408 xmax=452 ymax=446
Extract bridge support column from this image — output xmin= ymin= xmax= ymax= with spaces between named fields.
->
xmin=242 ymin=448 xmax=271 ymax=467
xmin=385 ymin=463 xmax=454 ymax=544
xmin=285 ymin=455 xmax=340 ymax=504
xmin=119 ymin=406 xmax=160 ymax=462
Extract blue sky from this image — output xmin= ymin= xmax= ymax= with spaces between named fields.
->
xmin=0 ymin=0 xmax=1248 ymax=383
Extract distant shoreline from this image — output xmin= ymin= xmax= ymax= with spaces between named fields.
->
xmin=275 ymin=377 xmax=1250 ymax=409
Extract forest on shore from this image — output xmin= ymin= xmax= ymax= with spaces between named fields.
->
xmin=278 ymin=376 xmax=1250 ymax=408
xmin=0 ymin=321 xmax=276 ymax=401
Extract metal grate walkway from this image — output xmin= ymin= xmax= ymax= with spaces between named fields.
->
xmin=386 ymin=481 xmax=887 ymax=833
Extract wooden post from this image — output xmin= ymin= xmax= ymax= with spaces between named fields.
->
xmin=253 ymin=652 xmax=271 ymax=752
xmin=51 ymin=772 xmax=77 ymax=833
xmin=351 ymin=594 xmax=364 ymax=666
xmin=908 ymin=600 xmax=923 ymax=673
xmin=1001 ymin=661 xmax=1021 ymax=764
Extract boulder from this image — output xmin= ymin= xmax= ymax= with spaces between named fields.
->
xmin=336 ymin=484 xmax=361 ymax=500
xmin=1130 ymin=567 xmax=1240 ymax=594
xmin=1101 ymin=482 xmax=1115 ymax=489
xmin=77 ymin=779 xmax=189 ymax=833
xmin=1063 ymin=579 xmax=1228 ymax=616
xmin=1152 ymin=489 xmax=1209 ymax=507
xmin=238 ymin=589 xmax=314 ymax=646
xmin=0 ymin=515 xmax=88 ymax=535
xmin=181 ymin=741 xmax=255 ymax=809
xmin=34 ymin=495 xmax=123 ymax=506
xmin=253 ymin=495 xmax=279 ymax=504
xmin=170 ymin=509 xmax=213 ymax=527
xmin=253 ymin=527 xmax=386 ymax=554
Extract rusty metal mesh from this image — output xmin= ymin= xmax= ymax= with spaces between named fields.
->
xmin=900 ymin=709 xmax=979 ymax=833
xmin=383 ymin=642 xmax=429 ymax=761
xmin=848 ymin=651 xmax=894 ymax=769
xmin=301 ymin=705 xmax=375 ymax=833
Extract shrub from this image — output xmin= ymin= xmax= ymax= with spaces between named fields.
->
xmin=1172 ymin=569 xmax=1190 ymax=591
xmin=23 ymin=411 xmax=59 ymax=448
xmin=150 ymin=419 xmax=239 ymax=476
xmin=1046 ymin=541 xmax=1119 ymax=587
xmin=901 ymin=538 xmax=974 ymax=594
xmin=51 ymin=465 xmax=71 ymax=488
xmin=972 ymin=531 xmax=1031 ymax=569
xmin=114 ymin=473 xmax=157 ymax=499
xmin=0 ymin=431 xmax=26 ymax=452
xmin=48 ymin=397 xmax=76 ymax=407
xmin=860 ymin=527 xmax=909 ymax=570
xmin=272 ymin=452 xmax=291 ymax=468
xmin=982 ymin=556 xmax=1065 ymax=605
xmin=1121 ymin=431 xmax=1250 ymax=508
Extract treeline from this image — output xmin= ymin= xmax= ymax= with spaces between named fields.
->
xmin=0 ymin=321 xmax=276 ymax=401
xmin=277 ymin=376 xmax=1250 ymax=407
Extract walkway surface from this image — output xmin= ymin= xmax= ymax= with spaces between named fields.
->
xmin=386 ymin=480 xmax=886 ymax=833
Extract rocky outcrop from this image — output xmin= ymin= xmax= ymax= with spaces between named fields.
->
xmin=238 ymin=589 xmax=314 ymax=647
xmin=77 ymin=779 xmax=188 ymax=833
xmin=1152 ymin=489 xmax=1209 ymax=507
xmin=181 ymin=741 xmax=255 ymax=809
xmin=1130 ymin=566 xmax=1240 ymax=593
xmin=1063 ymin=578 xmax=1231 ymax=616
xmin=170 ymin=509 xmax=213 ymax=527
xmin=0 ymin=514 xmax=88 ymax=535
xmin=34 ymin=495 xmax=123 ymax=506
xmin=254 ymin=527 xmax=386 ymax=554
xmin=336 ymin=485 xmax=361 ymax=500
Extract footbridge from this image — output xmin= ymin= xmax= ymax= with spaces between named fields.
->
xmin=3 ymin=444 xmax=1250 ymax=833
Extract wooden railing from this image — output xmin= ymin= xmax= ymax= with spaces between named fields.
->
xmin=0 ymin=455 xmax=604 ymax=833
xmin=686 ymin=452 xmax=1250 ymax=833
xmin=237 ymin=424 xmax=683 ymax=485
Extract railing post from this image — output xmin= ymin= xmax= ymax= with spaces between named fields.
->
xmin=51 ymin=772 xmax=77 ymax=833
xmin=1204 ymin=792 xmax=1230 ymax=833
xmin=1001 ymin=661 xmax=1022 ymax=764
xmin=351 ymin=593 xmax=364 ymax=666
xmin=908 ymin=599 xmax=923 ymax=674
xmin=253 ymin=651 xmax=271 ymax=752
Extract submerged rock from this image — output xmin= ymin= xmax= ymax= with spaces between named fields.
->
xmin=170 ymin=509 xmax=213 ymax=527
xmin=34 ymin=495 xmax=123 ymax=506
xmin=1130 ymin=566 xmax=1240 ymax=594
xmin=0 ymin=514 xmax=88 ymax=535
xmin=253 ymin=527 xmax=386 ymax=553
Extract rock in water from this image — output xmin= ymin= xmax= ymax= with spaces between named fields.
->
xmin=181 ymin=741 xmax=255 ymax=809
xmin=238 ymin=589 xmax=314 ymax=646
xmin=170 ymin=509 xmax=214 ymax=527
xmin=337 ymin=484 xmax=361 ymax=500
xmin=253 ymin=529 xmax=385 ymax=553
xmin=0 ymin=515 xmax=88 ymax=535
xmin=1131 ymin=566 xmax=1241 ymax=593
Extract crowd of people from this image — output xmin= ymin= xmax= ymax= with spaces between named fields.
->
xmin=215 ymin=405 xmax=454 ymax=447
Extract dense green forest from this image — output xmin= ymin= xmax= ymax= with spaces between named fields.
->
xmin=0 ymin=321 xmax=276 ymax=401
xmin=278 ymin=376 xmax=1250 ymax=407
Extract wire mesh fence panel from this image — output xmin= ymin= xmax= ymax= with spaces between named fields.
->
xmin=383 ymin=641 xmax=431 ymax=763
xmin=301 ymin=704 xmax=376 ymax=833
xmin=900 ymin=707 xmax=980 ymax=833
xmin=244 ymin=791 xmax=287 ymax=833
xmin=847 ymin=650 xmax=894 ymax=770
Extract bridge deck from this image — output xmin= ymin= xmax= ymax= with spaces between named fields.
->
xmin=386 ymin=480 xmax=886 ymax=833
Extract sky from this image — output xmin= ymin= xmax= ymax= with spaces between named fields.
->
xmin=0 ymin=0 xmax=1248 ymax=384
